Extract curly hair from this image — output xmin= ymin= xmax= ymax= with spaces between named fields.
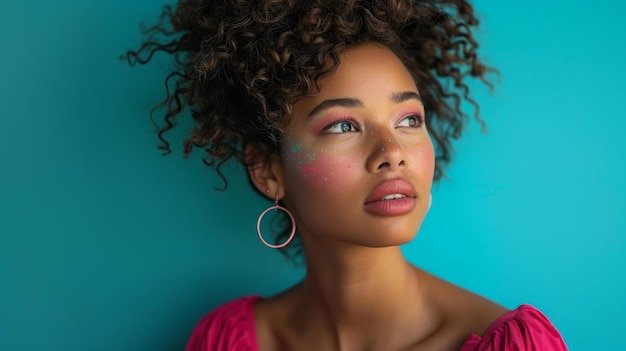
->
xmin=125 ymin=0 xmax=493 ymax=259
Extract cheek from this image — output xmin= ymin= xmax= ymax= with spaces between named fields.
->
xmin=283 ymin=146 xmax=356 ymax=189
xmin=421 ymin=146 xmax=435 ymax=167
xmin=416 ymin=142 xmax=436 ymax=178
xmin=307 ymin=154 xmax=356 ymax=186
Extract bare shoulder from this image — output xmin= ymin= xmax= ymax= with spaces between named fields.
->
xmin=253 ymin=298 xmax=274 ymax=350
xmin=253 ymin=286 xmax=300 ymax=351
xmin=419 ymin=269 xmax=509 ymax=339
xmin=253 ymin=294 xmax=285 ymax=351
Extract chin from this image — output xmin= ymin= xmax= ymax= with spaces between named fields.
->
xmin=359 ymin=231 xmax=419 ymax=248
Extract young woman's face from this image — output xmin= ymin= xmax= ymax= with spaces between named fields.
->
xmin=279 ymin=43 xmax=435 ymax=248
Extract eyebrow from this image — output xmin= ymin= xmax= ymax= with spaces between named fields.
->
xmin=308 ymin=98 xmax=362 ymax=118
xmin=307 ymin=91 xmax=422 ymax=118
xmin=391 ymin=91 xmax=422 ymax=104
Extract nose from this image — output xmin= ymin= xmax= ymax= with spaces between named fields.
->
xmin=365 ymin=128 xmax=406 ymax=172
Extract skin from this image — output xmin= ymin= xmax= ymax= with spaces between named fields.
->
xmin=248 ymin=43 xmax=507 ymax=351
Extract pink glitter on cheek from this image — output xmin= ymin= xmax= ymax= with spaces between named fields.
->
xmin=302 ymin=153 xmax=357 ymax=186
xmin=300 ymin=164 xmax=317 ymax=177
xmin=281 ymin=137 xmax=324 ymax=179
xmin=282 ymin=137 xmax=358 ymax=186
xmin=345 ymin=159 xmax=358 ymax=170
xmin=282 ymin=137 xmax=310 ymax=169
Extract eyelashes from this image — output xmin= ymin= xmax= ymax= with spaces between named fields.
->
xmin=322 ymin=118 xmax=359 ymax=134
xmin=321 ymin=113 xmax=424 ymax=134
xmin=396 ymin=113 xmax=424 ymax=128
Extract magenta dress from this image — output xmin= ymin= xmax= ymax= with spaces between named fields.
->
xmin=185 ymin=296 xmax=568 ymax=351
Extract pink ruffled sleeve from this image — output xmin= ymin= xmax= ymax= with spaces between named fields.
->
xmin=185 ymin=296 xmax=262 ymax=351
xmin=461 ymin=304 xmax=568 ymax=351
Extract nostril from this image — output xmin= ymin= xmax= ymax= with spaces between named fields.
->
xmin=375 ymin=155 xmax=405 ymax=170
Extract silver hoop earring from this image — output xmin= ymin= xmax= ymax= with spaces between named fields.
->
xmin=256 ymin=198 xmax=296 ymax=249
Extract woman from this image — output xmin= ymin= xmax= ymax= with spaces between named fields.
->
xmin=126 ymin=0 xmax=568 ymax=349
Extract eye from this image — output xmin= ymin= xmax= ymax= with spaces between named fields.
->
xmin=396 ymin=114 xmax=423 ymax=128
xmin=323 ymin=119 xmax=359 ymax=134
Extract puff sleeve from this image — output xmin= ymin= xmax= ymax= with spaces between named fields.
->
xmin=461 ymin=305 xmax=568 ymax=351
xmin=185 ymin=296 xmax=261 ymax=351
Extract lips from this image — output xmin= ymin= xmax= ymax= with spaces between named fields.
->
xmin=364 ymin=179 xmax=417 ymax=216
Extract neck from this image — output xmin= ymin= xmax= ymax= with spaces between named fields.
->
xmin=291 ymin=240 xmax=432 ymax=349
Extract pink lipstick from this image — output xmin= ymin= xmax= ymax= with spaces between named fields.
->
xmin=364 ymin=179 xmax=417 ymax=216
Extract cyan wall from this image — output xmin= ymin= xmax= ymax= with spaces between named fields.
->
xmin=1 ymin=0 xmax=624 ymax=350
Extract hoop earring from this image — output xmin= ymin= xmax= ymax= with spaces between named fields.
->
xmin=428 ymin=193 xmax=432 ymax=212
xmin=256 ymin=198 xmax=296 ymax=249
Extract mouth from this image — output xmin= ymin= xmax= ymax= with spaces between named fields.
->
xmin=364 ymin=179 xmax=417 ymax=216
xmin=365 ymin=179 xmax=416 ymax=203
xmin=380 ymin=193 xmax=408 ymax=201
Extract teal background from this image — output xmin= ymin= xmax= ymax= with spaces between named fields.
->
xmin=1 ymin=0 xmax=624 ymax=349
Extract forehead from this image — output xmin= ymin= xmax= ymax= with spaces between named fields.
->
xmin=292 ymin=43 xmax=418 ymax=115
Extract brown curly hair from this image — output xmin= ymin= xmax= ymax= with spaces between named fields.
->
xmin=125 ymin=0 xmax=493 ymax=258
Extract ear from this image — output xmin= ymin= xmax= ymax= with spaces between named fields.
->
xmin=245 ymin=144 xmax=286 ymax=201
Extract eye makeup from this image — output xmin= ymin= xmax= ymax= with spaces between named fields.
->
xmin=281 ymin=100 xmax=430 ymax=190
xmin=321 ymin=118 xmax=360 ymax=134
xmin=310 ymin=112 xmax=360 ymax=134
xmin=312 ymin=106 xmax=424 ymax=135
